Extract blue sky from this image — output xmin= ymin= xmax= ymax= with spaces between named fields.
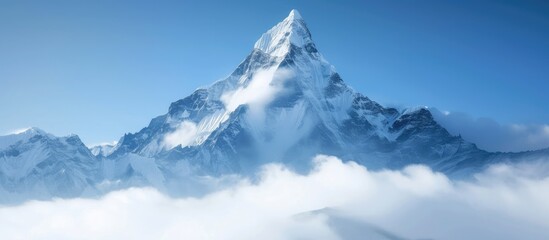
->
xmin=1 ymin=0 xmax=548 ymax=147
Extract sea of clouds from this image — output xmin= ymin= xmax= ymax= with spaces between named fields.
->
xmin=1 ymin=155 xmax=548 ymax=240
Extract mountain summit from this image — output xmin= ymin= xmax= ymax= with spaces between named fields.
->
xmin=0 ymin=10 xmax=546 ymax=202
xmin=254 ymin=9 xmax=314 ymax=57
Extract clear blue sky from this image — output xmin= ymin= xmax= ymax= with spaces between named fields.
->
xmin=1 ymin=0 xmax=548 ymax=146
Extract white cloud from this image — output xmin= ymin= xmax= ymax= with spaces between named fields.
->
xmin=431 ymin=109 xmax=549 ymax=152
xmin=89 ymin=141 xmax=118 ymax=148
xmin=162 ymin=121 xmax=199 ymax=149
xmin=221 ymin=67 xmax=294 ymax=120
xmin=0 ymin=155 xmax=548 ymax=240
xmin=6 ymin=127 xmax=33 ymax=135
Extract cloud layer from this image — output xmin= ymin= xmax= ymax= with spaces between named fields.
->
xmin=431 ymin=109 xmax=549 ymax=152
xmin=162 ymin=120 xmax=199 ymax=149
xmin=0 ymin=155 xmax=548 ymax=240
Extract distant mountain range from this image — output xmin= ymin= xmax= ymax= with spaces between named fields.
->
xmin=1 ymin=10 xmax=547 ymax=203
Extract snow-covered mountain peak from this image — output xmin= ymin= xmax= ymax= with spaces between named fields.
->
xmin=107 ymin=9 xmax=356 ymax=158
xmin=95 ymin=8 xmax=549 ymax=182
xmin=287 ymin=9 xmax=303 ymax=21
xmin=10 ymin=127 xmax=47 ymax=135
xmin=254 ymin=9 xmax=315 ymax=57
xmin=0 ymin=127 xmax=52 ymax=149
xmin=0 ymin=127 xmax=99 ymax=202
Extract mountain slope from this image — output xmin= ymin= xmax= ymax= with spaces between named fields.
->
xmin=0 ymin=128 xmax=101 ymax=203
